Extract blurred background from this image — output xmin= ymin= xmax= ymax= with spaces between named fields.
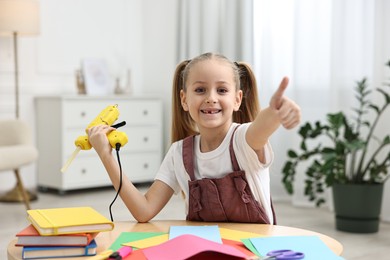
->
xmin=0 ymin=0 xmax=389 ymax=221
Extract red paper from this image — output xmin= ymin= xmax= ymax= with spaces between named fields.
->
xmin=222 ymin=238 xmax=257 ymax=258
xmin=123 ymin=249 xmax=147 ymax=260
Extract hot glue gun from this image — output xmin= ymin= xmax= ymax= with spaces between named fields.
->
xmin=61 ymin=104 xmax=128 ymax=173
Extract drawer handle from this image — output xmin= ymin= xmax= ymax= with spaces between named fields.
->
xmin=80 ymin=111 xmax=86 ymax=118
xmin=143 ymin=137 xmax=149 ymax=142
xmin=81 ymin=168 xmax=87 ymax=174
xmin=143 ymin=163 xmax=149 ymax=169
xmin=143 ymin=110 xmax=149 ymax=116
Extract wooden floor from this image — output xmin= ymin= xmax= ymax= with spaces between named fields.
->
xmin=1 ymin=183 xmax=390 ymax=259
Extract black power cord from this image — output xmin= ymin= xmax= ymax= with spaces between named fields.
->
xmin=108 ymin=121 xmax=126 ymax=222
xmin=109 ymin=143 xmax=123 ymax=222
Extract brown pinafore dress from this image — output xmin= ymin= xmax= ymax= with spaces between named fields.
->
xmin=183 ymin=126 xmax=277 ymax=224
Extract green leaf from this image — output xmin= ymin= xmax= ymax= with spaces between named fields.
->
xmin=316 ymin=198 xmax=325 ymax=207
xmin=287 ymin=150 xmax=298 ymax=158
xmin=362 ymin=121 xmax=371 ymax=127
xmin=327 ymin=112 xmax=345 ymax=129
xmin=300 ymin=141 xmax=307 ymax=151
xmin=377 ymin=88 xmax=390 ymax=103
xmin=298 ymin=123 xmax=311 ymax=137
xmin=345 ymin=139 xmax=366 ymax=151
xmin=369 ymin=104 xmax=380 ymax=114
xmin=284 ymin=182 xmax=293 ymax=194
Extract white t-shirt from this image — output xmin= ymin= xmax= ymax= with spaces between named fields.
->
xmin=155 ymin=122 xmax=275 ymax=224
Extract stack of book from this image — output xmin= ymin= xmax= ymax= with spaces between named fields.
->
xmin=16 ymin=207 xmax=114 ymax=259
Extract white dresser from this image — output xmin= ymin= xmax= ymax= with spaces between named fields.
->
xmin=35 ymin=96 xmax=163 ymax=194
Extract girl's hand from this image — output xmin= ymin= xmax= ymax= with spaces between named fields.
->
xmin=87 ymin=125 xmax=115 ymax=155
xmin=269 ymin=77 xmax=301 ymax=129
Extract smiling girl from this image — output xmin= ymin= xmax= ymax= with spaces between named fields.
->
xmin=88 ymin=52 xmax=301 ymax=224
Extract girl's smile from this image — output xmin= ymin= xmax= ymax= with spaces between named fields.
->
xmin=200 ymin=108 xmax=222 ymax=114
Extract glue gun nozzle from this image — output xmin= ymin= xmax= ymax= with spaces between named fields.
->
xmin=60 ymin=147 xmax=81 ymax=173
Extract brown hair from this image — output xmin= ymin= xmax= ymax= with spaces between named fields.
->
xmin=170 ymin=52 xmax=260 ymax=143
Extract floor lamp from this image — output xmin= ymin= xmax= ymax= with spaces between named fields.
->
xmin=0 ymin=0 xmax=40 ymax=203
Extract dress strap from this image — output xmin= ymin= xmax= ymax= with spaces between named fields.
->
xmin=183 ymin=136 xmax=196 ymax=181
xmin=229 ymin=125 xmax=241 ymax=172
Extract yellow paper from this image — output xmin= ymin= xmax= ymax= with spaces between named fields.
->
xmin=219 ymin=227 xmax=263 ymax=242
xmin=123 ymin=234 xmax=169 ymax=249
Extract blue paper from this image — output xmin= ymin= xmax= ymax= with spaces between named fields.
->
xmin=169 ymin=225 xmax=222 ymax=244
xmin=249 ymin=236 xmax=345 ymax=260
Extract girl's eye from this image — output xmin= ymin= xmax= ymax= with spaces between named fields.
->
xmin=218 ymin=88 xmax=228 ymax=94
xmin=194 ymin=87 xmax=205 ymax=93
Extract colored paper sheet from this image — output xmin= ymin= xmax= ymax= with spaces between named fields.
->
xmin=241 ymin=238 xmax=261 ymax=256
xmin=143 ymin=234 xmax=248 ymax=260
xmin=123 ymin=248 xmax=147 ymax=260
xmin=222 ymin=239 xmax=257 ymax=259
xmin=123 ymin=234 xmax=169 ymax=249
xmin=249 ymin=236 xmax=345 ymax=260
xmin=109 ymin=232 xmax=165 ymax=251
xmin=169 ymin=225 xmax=222 ymax=243
xmin=219 ymin=227 xmax=263 ymax=242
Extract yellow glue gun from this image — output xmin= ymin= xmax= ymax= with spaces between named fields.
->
xmin=61 ymin=104 xmax=128 ymax=173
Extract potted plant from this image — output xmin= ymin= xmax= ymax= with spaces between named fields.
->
xmin=282 ymin=61 xmax=390 ymax=233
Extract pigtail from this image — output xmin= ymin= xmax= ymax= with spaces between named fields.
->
xmin=233 ymin=62 xmax=260 ymax=123
xmin=171 ymin=60 xmax=198 ymax=143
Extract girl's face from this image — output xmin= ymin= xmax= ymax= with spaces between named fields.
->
xmin=180 ymin=59 xmax=242 ymax=132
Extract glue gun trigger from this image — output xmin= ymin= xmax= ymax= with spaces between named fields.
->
xmin=111 ymin=121 xmax=126 ymax=129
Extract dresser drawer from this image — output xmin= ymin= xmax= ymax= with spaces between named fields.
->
xmin=122 ymin=126 xmax=161 ymax=152
xmin=122 ymin=152 xmax=161 ymax=182
xmin=63 ymin=156 xmax=110 ymax=189
xmin=120 ymin=101 xmax=161 ymax=125
xmin=62 ymin=101 xmax=117 ymax=129
xmin=64 ymin=152 xmax=161 ymax=186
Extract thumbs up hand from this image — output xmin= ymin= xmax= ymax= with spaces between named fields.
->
xmin=269 ymin=77 xmax=301 ymax=129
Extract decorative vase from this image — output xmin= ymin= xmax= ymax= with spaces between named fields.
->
xmin=332 ymin=183 xmax=383 ymax=233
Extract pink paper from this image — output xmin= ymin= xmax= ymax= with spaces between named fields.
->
xmin=142 ymin=234 xmax=248 ymax=260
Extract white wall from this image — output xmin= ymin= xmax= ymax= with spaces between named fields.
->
xmin=0 ymin=0 xmax=177 ymax=192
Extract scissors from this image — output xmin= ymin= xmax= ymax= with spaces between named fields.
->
xmin=262 ymin=249 xmax=305 ymax=259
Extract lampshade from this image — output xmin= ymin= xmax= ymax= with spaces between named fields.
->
xmin=0 ymin=0 xmax=40 ymax=36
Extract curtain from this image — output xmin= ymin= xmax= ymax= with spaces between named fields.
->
xmin=177 ymin=0 xmax=253 ymax=63
xmin=253 ymin=0 xmax=390 ymax=220
xmin=176 ymin=0 xmax=390 ymax=221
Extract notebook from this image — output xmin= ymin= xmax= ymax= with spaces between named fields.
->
xmin=27 ymin=206 xmax=114 ymax=235
xmin=15 ymin=224 xmax=99 ymax=246
xmin=22 ymin=239 xmax=97 ymax=259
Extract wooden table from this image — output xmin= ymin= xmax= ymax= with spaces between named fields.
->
xmin=7 ymin=220 xmax=343 ymax=259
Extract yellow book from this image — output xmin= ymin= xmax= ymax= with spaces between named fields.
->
xmin=27 ymin=207 xmax=114 ymax=236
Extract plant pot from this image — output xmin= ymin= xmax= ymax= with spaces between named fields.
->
xmin=332 ymin=183 xmax=383 ymax=233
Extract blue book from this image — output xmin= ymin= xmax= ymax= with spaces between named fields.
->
xmin=22 ymin=239 xmax=97 ymax=259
